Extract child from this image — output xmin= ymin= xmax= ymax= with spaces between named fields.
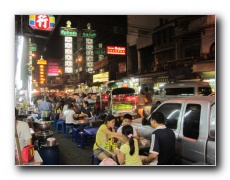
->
xmin=116 ymin=114 xmax=140 ymax=140
xmin=114 ymin=125 xmax=142 ymax=165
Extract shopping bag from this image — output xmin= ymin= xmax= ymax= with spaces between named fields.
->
xmin=21 ymin=145 xmax=34 ymax=163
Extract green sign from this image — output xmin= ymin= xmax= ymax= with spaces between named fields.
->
xmin=60 ymin=27 xmax=77 ymax=37
xmin=30 ymin=44 xmax=37 ymax=51
xmin=95 ymin=48 xmax=106 ymax=55
xmin=83 ymin=32 xmax=96 ymax=38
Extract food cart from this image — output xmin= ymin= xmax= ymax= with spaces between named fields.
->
xmin=109 ymin=87 xmax=138 ymax=126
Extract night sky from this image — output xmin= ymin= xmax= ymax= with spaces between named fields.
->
xmin=35 ymin=15 xmax=127 ymax=60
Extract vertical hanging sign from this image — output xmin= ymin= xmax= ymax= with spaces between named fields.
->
xmin=83 ymin=23 xmax=96 ymax=73
xmin=60 ymin=21 xmax=77 ymax=74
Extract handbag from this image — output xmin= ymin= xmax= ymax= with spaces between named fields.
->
xmin=144 ymin=97 xmax=148 ymax=103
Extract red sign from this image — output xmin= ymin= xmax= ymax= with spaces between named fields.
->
xmin=29 ymin=15 xmax=55 ymax=31
xmin=106 ymin=46 xmax=126 ymax=55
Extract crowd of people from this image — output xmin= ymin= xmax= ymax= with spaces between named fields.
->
xmin=16 ymin=88 xmax=177 ymax=166
xmin=32 ymin=92 xmax=96 ymax=122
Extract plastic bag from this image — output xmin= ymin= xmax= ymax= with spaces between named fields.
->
xmin=99 ymin=158 xmax=117 ymax=166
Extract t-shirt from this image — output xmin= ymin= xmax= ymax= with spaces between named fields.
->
xmin=64 ymin=109 xmax=76 ymax=124
xmin=149 ymin=125 xmax=176 ymax=165
xmin=116 ymin=125 xmax=137 ymax=137
xmin=93 ymin=124 xmax=114 ymax=150
xmin=82 ymin=106 xmax=92 ymax=117
xmin=16 ymin=121 xmax=32 ymax=150
xmin=120 ymin=138 xmax=142 ymax=165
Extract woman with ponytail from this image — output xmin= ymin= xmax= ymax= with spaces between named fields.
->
xmin=114 ymin=125 xmax=142 ymax=165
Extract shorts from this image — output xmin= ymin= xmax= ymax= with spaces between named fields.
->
xmin=93 ymin=149 xmax=104 ymax=158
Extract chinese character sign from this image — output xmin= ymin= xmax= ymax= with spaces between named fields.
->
xmin=64 ymin=36 xmax=73 ymax=73
xmin=29 ymin=15 xmax=55 ymax=31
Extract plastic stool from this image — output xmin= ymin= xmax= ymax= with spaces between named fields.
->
xmin=56 ymin=120 xmax=65 ymax=134
xmin=84 ymin=127 xmax=98 ymax=146
xmin=65 ymin=124 xmax=74 ymax=139
xmin=76 ymin=131 xmax=85 ymax=149
xmin=72 ymin=127 xmax=81 ymax=142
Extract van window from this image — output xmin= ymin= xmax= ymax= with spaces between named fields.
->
xmin=198 ymin=87 xmax=212 ymax=96
xmin=165 ymin=88 xmax=195 ymax=96
xmin=157 ymin=103 xmax=181 ymax=129
xmin=183 ymin=104 xmax=201 ymax=139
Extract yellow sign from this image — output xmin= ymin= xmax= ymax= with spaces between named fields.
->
xmin=37 ymin=59 xmax=47 ymax=65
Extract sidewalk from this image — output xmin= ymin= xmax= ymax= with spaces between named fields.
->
xmin=50 ymin=124 xmax=94 ymax=166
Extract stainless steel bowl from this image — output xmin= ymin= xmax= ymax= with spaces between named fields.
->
xmin=33 ymin=121 xmax=51 ymax=131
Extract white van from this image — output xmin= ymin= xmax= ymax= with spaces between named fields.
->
xmin=153 ymin=81 xmax=212 ymax=106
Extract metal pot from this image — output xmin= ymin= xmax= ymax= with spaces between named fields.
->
xmin=36 ymin=130 xmax=53 ymax=143
xmin=46 ymin=137 xmax=57 ymax=146
xmin=33 ymin=120 xmax=51 ymax=131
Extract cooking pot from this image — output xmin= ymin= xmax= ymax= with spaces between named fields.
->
xmin=33 ymin=120 xmax=51 ymax=131
xmin=46 ymin=137 xmax=57 ymax=146
xmin=36 ymin=130 xmax=53 ymax=143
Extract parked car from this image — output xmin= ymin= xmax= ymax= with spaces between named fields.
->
xmin=132 ymin=96 xmax=216 ymax=165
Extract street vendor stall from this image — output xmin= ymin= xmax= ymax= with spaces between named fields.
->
xmin=109 ymin=87 xmax=137 ymax=126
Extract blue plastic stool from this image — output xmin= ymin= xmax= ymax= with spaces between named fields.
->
xmin=76 ymin=131 xmax=85 ymax=149
xmin=56 ymin=120 xmax=65 ymax=134
xmin=65 ymin=124 xmax=74 ymax=139
xmin=72 ymin=127 xmax=81 ymax=142
xmin=84 ymin=127 xmax=98 ymax=147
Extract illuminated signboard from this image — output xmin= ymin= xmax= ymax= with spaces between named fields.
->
xmin=93 ymin=72 xmax=109 ymax=83
xmin=29 ymin=43 xmax=37 ymax=51
xmin=60 ymin=27 xmax=77 ymax=37
xmin=61 ymin=21 xmax=76 ymax=74
xmin=37 ymin=59 xmax=47 ymax=65
xmin=29 ymin=15 xmax=55 ymax=31
xmin=82 ymin=32 xmax=96 ymax=38
xmin=106 ymin=46 xmax=126 ymax=55
xmin=47 ymin=58 xmax=60 ymax=76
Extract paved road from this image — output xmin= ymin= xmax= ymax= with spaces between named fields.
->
xmin=50 ymin=124 xmax=95 ymax=166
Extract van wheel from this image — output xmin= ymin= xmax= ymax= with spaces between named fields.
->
xmin=156 ymin=102 xmax=161 ymax=107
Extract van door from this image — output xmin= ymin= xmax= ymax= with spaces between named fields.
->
xmin=177 ymin=101 xmax=210 ymax=165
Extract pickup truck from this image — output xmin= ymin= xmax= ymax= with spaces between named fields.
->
xmin=132 ymin=96 xmax=215 ymax=165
